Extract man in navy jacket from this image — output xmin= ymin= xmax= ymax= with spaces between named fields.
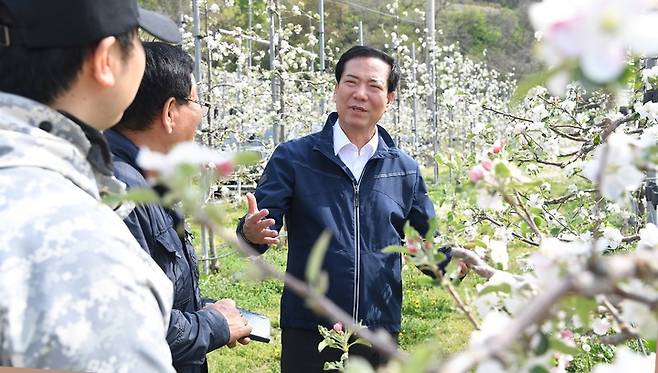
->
xmin=106 ymin=42 xmax=251 ymax=373
xmin=237 ymin=45 xmax=451 ymax=372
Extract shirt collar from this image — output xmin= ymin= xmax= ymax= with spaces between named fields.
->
xmin=333 ymin=119 xmax=379 ymax=157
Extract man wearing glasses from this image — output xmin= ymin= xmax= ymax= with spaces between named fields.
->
xmin=105 ymin=42 xmax=252 ymax=373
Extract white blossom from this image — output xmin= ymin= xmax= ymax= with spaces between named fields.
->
xmin=592 ymin=347 xmax=655 ymax=373
xmin=592 ymin=317 xmax=610 ymax=335
xmin=477 ymin=190 xmax=505 ymax=212
xmin=638 ymin=223 xmax=658 ymax=251
xmin=529 ymin=0 xmax=658 ymax=86
xmin=582 ymin=132 xmax=644 ymax=202
xmin=137 ymin=142 xmax=232 ymax=176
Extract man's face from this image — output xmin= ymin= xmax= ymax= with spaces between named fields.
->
xmin=172 ymin=75 xmax=202 ymax=145
xmin=334 ymin=57 xmax=395 ymax=131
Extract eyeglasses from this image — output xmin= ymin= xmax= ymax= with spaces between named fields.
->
xmin=183 ymin=97 xmax=211 ymax=117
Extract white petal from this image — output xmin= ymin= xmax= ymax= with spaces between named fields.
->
xmin=592 ymin=317 xmax=610 ymax=335
xmin=581 ymin=41 xmax=627 ymax=83
xmin=625 ymin=13 xmax=658 ymax=56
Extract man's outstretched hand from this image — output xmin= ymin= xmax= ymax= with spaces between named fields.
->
xmin=241 ymin=193 xmax=279 ymax=245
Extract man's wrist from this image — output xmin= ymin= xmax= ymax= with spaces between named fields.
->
xmin=238 ymin=227 xmax=256 ymax=246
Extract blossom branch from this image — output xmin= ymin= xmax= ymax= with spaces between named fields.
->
xmin=481 ymin=105 xmax=533 ymax=123
xmin=435 ymin=249 xmax=658 ymax=373
xmin=599 ymin=296 xmax=641 ymax=346
xmin=547 ymin=125 xmax=588 ymax=142
xmin=450 ymin=246 xmax=524 ymax=281
xmin=545 ymin=189 xmax=597 ymax=205
xmin=195 ymin=212 xmax=407 ymax=361
xmin=536 ymin=95 xmax=583 ymax=129
xmin=599 ymin=113 xmax=639 ymax=142
xmin=477 ymin=214 xmax=540 ymax=247
xmin=422 ymin=264 xmax=481 ymax=331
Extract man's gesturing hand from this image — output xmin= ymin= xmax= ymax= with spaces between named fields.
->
xmin=206 ymin=299 xmax=252 ymax=348
xmin=242 ymin=193 xmax=279 ymax=245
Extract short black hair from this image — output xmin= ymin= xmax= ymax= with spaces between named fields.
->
xmin=114 ymin=42 xmax=194 ymax=132
xmin=0 ymin=4 xmax=136 ymax=105
xmin=334 ymin=45 xmax=401 ymax=93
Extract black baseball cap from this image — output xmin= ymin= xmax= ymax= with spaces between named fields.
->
xmin=0 ymin=0 xmax=182 ymax=48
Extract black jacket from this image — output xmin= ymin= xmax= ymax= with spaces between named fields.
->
xmin=238 ymin=113 xmax=450 ymax=333
xmin=106 ymin=129 xmax=229 ymax=373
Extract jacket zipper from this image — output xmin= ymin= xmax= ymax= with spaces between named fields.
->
xmin=352 ymin=161 xmax=372 ymax=322
xmin=352 ymin=181 xmax=360 ymax=321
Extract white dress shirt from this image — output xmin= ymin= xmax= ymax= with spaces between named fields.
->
xmin=333 ymin=120 xmax=379 ymax=181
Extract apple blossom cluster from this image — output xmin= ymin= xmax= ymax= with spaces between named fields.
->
xmin=529 ymin=0 xmax=658 ymax=94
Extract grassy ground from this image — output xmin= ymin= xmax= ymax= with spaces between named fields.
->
xmin=193 ymin=202 xmax=479 ymax=372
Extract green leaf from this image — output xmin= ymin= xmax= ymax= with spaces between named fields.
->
xmin=534 ymin=332 xmax=549 ymax=355
xmin=318 ymin=325 xmax=331 ymax=338
xmin=101 ymin=193 xmax=123 ymax=207
xmin=572 ymin=296 xmax=597 ymax=328
xmin=312 ymin=272 xmax=329 ymax=295
xmin=400 ymin=347 xmax=433 ymax=373
xmin=318 ymin=340 xmax=328 ymax=352
xmin=350 ymin=338 xmax=372 ymax=348
xmin=382 ymin=245 xmax=407 ymax=254
xmin=533 ymin=216 xmax=545 ymax=228
xmin=424 ymin=217 xmax=439 ymax=242
xmin=494 ymin=163 xmax=511 ymax=178
xmin=530 ymin=366 xmax=550 ymax=373
xmin=520 ymin=222 xmax=530 ymax=236
xmin=463 ymin=240 xmax=487 ymax=249
xmin=511 ymin=67 xmax=560 ymax=106
xmin=305 ymin=230 xmax=332 ymax=284
xmin=593 ymin=134 xmax=602 ymax=146
xmin=403 ymin=222 xmax=419 ymax=240
xmin=233 ymin=150 xmax=261 ymax=166
xmin=478 ymin=283 xmax=512 ymax=296
xmin=435 ymin=154 xmax=448 ymax=166
xmin=123 ymin=187 xmax=161 ymax=203
xmin=433 ymin=251 xmax=446 ymax=264
xmin=549 ymin=337 xmax=580 ymax=355
xmin=344 ymin=357 xmax=375 ymax=373
xmin=645 ymin=339 xmax=656 ymax=352
xmin=530 ymin=207 xmax=543 ymax=215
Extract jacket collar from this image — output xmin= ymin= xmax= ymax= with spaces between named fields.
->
xmin=314 ymin=112 xmax=399 ymax=160
xmin=59 ymin=111 xmax=114 ymax=177
xmin=104 ymin=128 xmax=144 ymax=175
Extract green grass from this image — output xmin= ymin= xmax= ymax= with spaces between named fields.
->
xmin=191 ymin=202 xmax=477 ymax=372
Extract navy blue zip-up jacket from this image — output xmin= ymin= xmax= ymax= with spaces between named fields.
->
xmin=238 ymin=112 xmax=449 ymax=333
xmin=105 ymin=129 xmax=229 ymax=373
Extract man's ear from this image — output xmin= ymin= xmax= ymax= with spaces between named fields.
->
xmin=87 ymin=36 xmax=119 ymax=88
xmin=160 ymin=97 xmax=178 ymax=134
xmin=385 ymin=91 xmax=396 ymax=111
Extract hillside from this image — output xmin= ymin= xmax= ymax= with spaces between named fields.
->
xmin=140 ymin=0 xmax=538 ymax=78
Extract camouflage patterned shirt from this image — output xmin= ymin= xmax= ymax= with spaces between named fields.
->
xmin=0 ymin=92 xmax=175 ymax=372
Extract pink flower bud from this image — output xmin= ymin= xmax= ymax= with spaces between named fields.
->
xmin=480 ymin=159 xmax=493 ymax=171
xmin=333 ymin=322 xmax=344 ymax=333
xmin=468 ymin=166 xmax=484 ymax=182
xmin=560 ymin=329 xmax=573 ymax=340
xmin=492 ymin=142 xmax=503 ymax=154
xmin=215 ymin=160 xmax=234 ymax=176
xmin=406 ymin=242 xmax=418 ymax=254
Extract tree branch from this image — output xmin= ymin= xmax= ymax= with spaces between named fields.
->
xmin=482 ymin=105 xmax=533 ymax=123
xmin=199 ymin=216 xmax=407 ymax=361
